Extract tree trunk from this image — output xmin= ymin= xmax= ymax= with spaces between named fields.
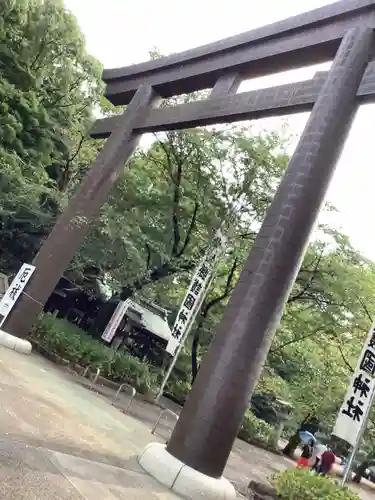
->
xmin=91 ymin=264 xmax=172 ymax=336
xmin=90 ymin=267 xmax=167 ymax=336
xmin=282 ymin=432 xmax=301 ymax=457
xmin=282 ymin=416 xmax=320 ymax=457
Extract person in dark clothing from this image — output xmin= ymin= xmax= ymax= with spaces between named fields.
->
xmin=297 ymin=439 xmax=314 ymax=468
xmin=318 ymin=448 xmax=336 ymax=476
xmin=311 ymin=443 xmax=327 ymax=472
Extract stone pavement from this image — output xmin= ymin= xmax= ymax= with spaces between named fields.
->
xmin=0 ymin=346 xmax=179 ymax=499
xmin=0 ymin=436 xmax=179 ymax=499
xmin=0 ymin=346 xmax=373 ymax=499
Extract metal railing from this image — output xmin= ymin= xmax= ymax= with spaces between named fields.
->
xmin=88 ymin=368 xmax=101 ymax=390
xmin=111 ymin=383 xmax=137 ymax=414
xmin=151 ymin=408 xmax=179 ymax=435
xmin=82 ymin=366 xmax=101 ymax=391
xmin=81 ymin=366 xmax=136 ymax=415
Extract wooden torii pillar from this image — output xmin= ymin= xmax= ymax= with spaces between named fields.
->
xmin=4 ymin=1 xmax=375 ymax=497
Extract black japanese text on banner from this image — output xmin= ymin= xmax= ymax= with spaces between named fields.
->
xmin=333 ymin=321 xmax=375 ymax=446
xmin=101 ymin=299 xmax=131 ymax=343
xmin=0 ymin=263 xmax=35 ymax=327
xmin=166 ymin=230 xmax=226 ymax=355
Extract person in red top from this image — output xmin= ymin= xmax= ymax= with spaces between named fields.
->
xmin=297 ymin=439 xmax=314 ymax=468
xmin=318 ymin=448 xmax=336 ymax=476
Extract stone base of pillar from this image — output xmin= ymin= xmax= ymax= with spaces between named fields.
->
xmin=0 ymin=329 xmax=32 ymax=354
xmin=138 ymin=442 xmax=236 ymax=499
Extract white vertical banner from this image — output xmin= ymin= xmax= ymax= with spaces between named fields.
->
xmin=101 ymin=298 xmax=131 ymax=343
xmin=166 ymin=229 xmax=227 ymax=355
xmin=0 ymin=263 xmax=35 ymax=327
xmin=333 ymin=320 xmax=375 ymax=446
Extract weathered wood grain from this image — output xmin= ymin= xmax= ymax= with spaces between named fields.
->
xmin=91 ymin=60 xmax=375 ymax=138
xmin=103 ymin=0 xmax=375 ymax=104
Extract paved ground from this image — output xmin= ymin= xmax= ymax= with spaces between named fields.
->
xmin=92 ymin=382 xmax=375 ymax=499
xmin=0 ymin=347 xmax=179 ymax=499
xmin=75 ymin=373 xmax=294 ymax=496
xmin=0 ymin=346 xmax=374 ymax=499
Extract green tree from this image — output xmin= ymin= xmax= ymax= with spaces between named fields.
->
xmin=0 ymin=0 xmax=102 ymax=273
xmin=74 ymin=126 xmax=289 ymax=333
xmin=272 ymin=231 xmax=375 ymax=455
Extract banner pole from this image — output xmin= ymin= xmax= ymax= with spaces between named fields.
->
xmin=156 ymin=217 xmax=235 ymax=403
xmin=155 ymin=272 xmax=216 ymax=403
xmin=341 ymin=387 xmax=375 ymax=486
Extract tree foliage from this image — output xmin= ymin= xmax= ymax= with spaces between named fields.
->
xmin=0 ymin=0 xmax=102 ymax=272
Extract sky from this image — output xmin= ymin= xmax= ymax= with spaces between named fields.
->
xmin=64 ymin=0 xmax=375 ymax=260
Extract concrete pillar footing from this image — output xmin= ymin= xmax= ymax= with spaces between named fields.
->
xmin=138 ymin=442 xmax=236 ymax=499
xmin=0 ymin=329 xmax=32 ymax=354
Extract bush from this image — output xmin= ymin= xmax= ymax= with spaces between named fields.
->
xmin=238 ymin=410 xmax=274 ymax=446
xmin=165 ymin=378 xmax=191 ymax=404
xmin=271 ymin=468 xmax=360 ymax=500
xmin=101 ymin=350 xmax=157 ymax=394
xmin=30 ymin=314 xmax=157 ymax=393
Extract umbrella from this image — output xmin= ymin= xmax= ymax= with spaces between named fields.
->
xmin=299 ymin=430 xmax=316 ymax=443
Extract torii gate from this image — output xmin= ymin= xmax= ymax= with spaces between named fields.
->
xmin=4 ymin=0 xmax=375 ymax=497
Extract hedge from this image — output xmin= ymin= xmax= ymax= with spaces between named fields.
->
xmin=239 ymin=410 xmax=275 ymax=447
xmin=30 ymin=314 xmax=276 ymax=448
xmin=272 ymin=468 xmax=360 ymax=500
xmin=30 ymin=314 xmax=158 ymax=394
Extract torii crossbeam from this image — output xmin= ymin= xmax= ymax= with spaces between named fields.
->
xmin=4 ymin=1 xmax=375 ymax=498
xmin=92 ymin=64 xmax=375 ymax=136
